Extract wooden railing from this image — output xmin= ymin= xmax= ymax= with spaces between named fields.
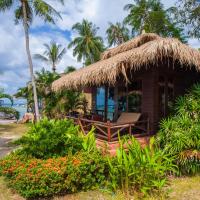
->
xmin=67 ymin=116 xmax=150 ymax=142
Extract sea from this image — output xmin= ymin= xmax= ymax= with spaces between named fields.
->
xmin=0 ymin=98 xmax=27 ymax=119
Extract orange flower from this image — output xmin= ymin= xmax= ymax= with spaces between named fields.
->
xmin=72 ymin=159 xmax=81 ymax=166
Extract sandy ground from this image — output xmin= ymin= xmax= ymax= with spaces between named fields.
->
xmin=0 ymin=120 xmax=24 ymax=158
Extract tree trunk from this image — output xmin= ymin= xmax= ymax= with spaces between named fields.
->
xmin=22 ymin=1 xmax=40 ymax=121
xmin=52 ymin=63 xmax=56 ymax=73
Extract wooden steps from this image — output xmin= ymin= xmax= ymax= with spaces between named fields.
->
xmin=96 ymin=135 xmax=150 ymax=156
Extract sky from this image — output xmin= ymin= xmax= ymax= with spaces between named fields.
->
xmin=0 ymin=0 xmax=200 ymax=94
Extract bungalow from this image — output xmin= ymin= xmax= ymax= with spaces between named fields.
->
xmin=52 ymin=33 xmax=200 ymax=143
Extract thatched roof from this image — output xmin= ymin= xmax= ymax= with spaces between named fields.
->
xmin=52 ymin=33 xmax=200 ymax=91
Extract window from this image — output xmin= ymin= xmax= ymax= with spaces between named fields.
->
xmin=158 ymin=76 xmax=174 ymax=118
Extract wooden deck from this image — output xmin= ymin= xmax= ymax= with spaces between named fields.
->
xmin=67 ymin=116 xmax=150 ymax=142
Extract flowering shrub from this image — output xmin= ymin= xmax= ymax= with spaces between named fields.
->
xmin=16 ymin=118 xmax=83 ymax=159
xmin=0 ymin=151 xmax=108 ymax=198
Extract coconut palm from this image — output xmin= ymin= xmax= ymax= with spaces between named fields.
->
xmin=123 ymin=0 xmax=186 ymax=41
xmin=106 ymin=22 xmax=130 ymax=47
xmin=64 ymin=66 xmax=76 ymax=74
xmin=34 ymin=42 xmax=66 ymax=72
xmin=68 ymin=19 xmax=104 ymax=65
xmin=0 ymin=0 xmax=64 ymax=121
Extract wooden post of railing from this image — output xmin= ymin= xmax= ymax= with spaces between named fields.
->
xmin=78 ymin=117 xmax=86 ymax=135
xmin=129 ymin=124 xmax=132 ymax=135
xmin=107 ymin=120 xmax=111 ymax=142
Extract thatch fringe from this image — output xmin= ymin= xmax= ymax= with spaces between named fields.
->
xmin=52 ymin=34 xmax=200 ymax=92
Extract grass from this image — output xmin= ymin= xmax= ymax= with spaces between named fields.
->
xmin=167 ymin=175 xmax=200 ymax=200
xmin=0 ymin=176 xmax=199 ymax=200
xmin=0 ymin=177 xmax=24 ymax=200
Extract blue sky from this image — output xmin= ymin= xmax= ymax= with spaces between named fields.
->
xmin=0 ymin=0 xmax=200 ymax=94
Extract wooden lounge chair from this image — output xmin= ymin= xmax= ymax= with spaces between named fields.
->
xmin=116 ymin=112 xmax=141 ymax=124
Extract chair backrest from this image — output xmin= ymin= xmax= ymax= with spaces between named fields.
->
xmin=117 ymin=112 xmax=141 ymax=124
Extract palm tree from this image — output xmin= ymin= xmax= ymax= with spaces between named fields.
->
xmin=124 ymin=0 xmax=164 ymax=34
xmin=106 ymin=22 xmax=130 ymax=47
xmin=0 ymin=0 xmax=64 ymax=121
xmin=64 ymin=66 xmax=76 ymax=74
xmin=68 ymin=19 xmax=104 ymax=65
xmin=34 ymin=42 xmax=66 ymax=72
xmin=15 ymin=85 xmax=34 ymax=112
xmin=123 ymin=0 xmax=186 ymax=41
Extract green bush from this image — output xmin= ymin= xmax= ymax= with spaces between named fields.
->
xmin=156 ymin=84 xmax=200 ymax=175
xmin=0 ymin=151 xmax=107 ymax=198
xmin=0 ymin=107 xmax=20 ymax=120
xmin=107 ymin=137 xmax=175 ymax=195
xmin=16 ymin=118 xmax=83 ymax=159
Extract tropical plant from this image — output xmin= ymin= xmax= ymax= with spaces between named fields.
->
xmin=34 ymin=41 xmax=66 ymax=72
xmin=0 ymin=90 xmax=19 ymax=119
xmin=50 ymin=90 xmax=87 ymax=118
xmin=16 ymin=118 xmax=82 ymax=159
xmin=0 ymin=107 xmax=20 ymax=120
xmin=107 ymin=136 xmax=175 ymax=194
xmin=0 ymin=0 xmax=64 ymax=121
xmin=0 ymin=151 xmax=107 ymax=198
xmin=68 ymin=19 xmax=104 ymax=65
xmin=15 ymin=68 xmax=86 ymax=118
xmin=81 ymin=127 xmax=97 ymax=153
xmin=175 ymin=0 xmax=200 ymax=38
xmin=156 ymin=84 xmax=200 ymax=175
xmin=15 ymin=84 xmax=34 ymax=112
xmin=123 ymin=0 xmax=186 ymax=42
xmin=106 ymin=22 xmax=130 ymax=46
xmin=64 ymin=66 xmax=76 ymax=74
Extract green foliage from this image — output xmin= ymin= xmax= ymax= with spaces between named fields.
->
xmin=15 ymin=69 xmax=86 ymax=118
xmin=0 ymin=90 xmax=19 ymax=120
xmin=16 ymin=118 xmax=82 ymax=159
xmin=0 ymin=0 xmax=64 ymax=25
xmin=106 ymin=22 xmax=130 ymax=47
xmin=175 ymin=0 xmax=200 ymax=38
xmin=68 ymin=19 xmax=105 ymax=65
xmin=34 ymin=41 xmax=66 ymax=72
xmin=0 ymin=107 xmax=20 ymax=120
xmin=107 ymin=137 xmax=175 ymax=195
xmin=123 ymin=0 xmax=187 ymax=42
xmin=157 ymin=84 xmax=200 ymax=175
xmin=80 ymin=127 xmax=97 ymax=153
xmin=0 ymin=151 xmax=107 ymax=198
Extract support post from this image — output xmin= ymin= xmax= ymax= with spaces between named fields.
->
xmin=113 ymin=86 xmax=119 ymax=121
xmin=104 ymin=86 xmax=108 ymax=121
xmin=129 ymin=124 xmax=132 ymax=135
xmin=107 ymin=120 xmax=111 ymax=142
xmin=91 ymin=87 xmax=97 ymax=114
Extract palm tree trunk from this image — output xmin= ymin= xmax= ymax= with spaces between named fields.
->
xmin=22 ymin=0 xmax=40 ymax=121
xmin=52 ymin=63 xmax=56 ymax=73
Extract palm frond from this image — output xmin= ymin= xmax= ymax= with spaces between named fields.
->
xmin=34 ymin=54 xmax=49 ymax=62
xmin=32 ymin=0 xmax=62 ymax=24
xmin=0 ymin=0 xmax=13 ymax=11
